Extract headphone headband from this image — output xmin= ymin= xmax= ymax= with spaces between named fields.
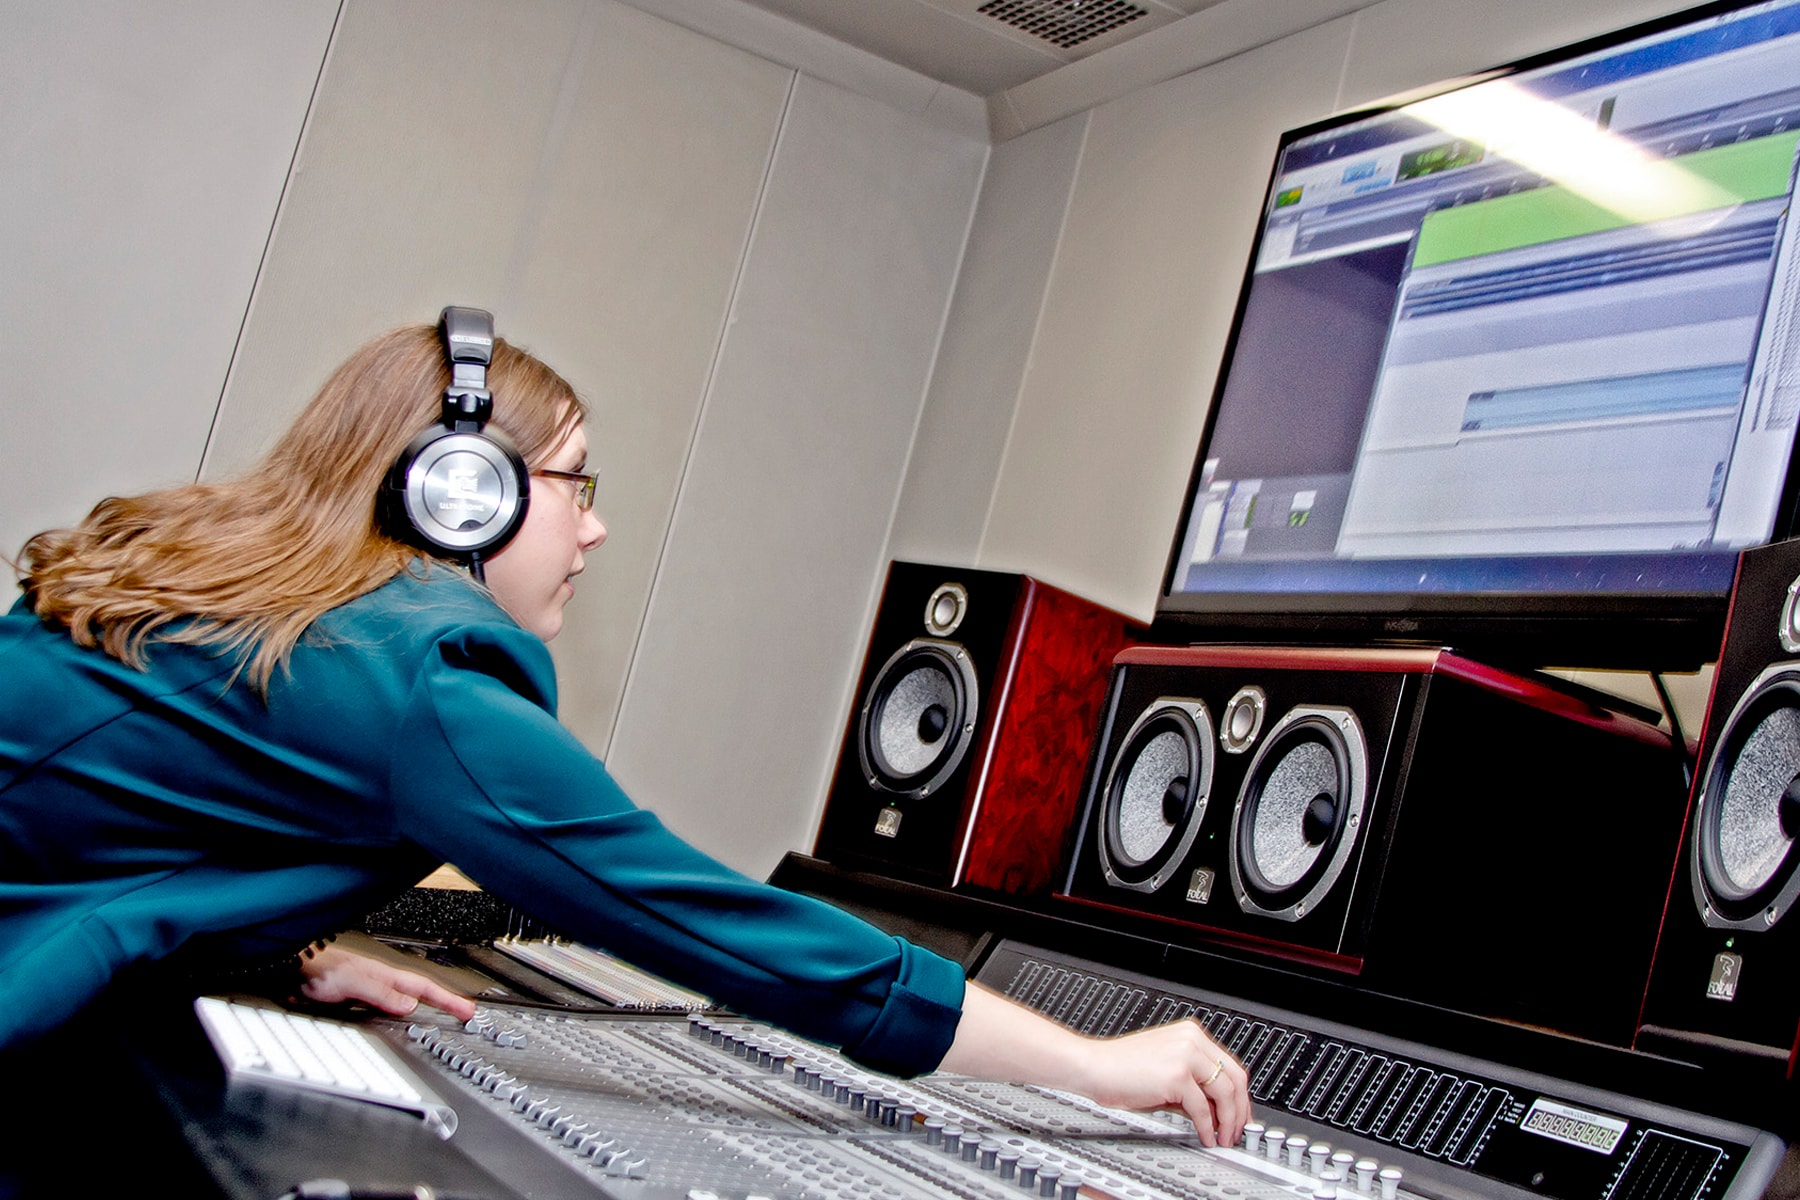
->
xmin=439 ymin=306 xmax=495 ymax=427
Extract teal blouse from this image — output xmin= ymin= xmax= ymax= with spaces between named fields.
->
xmin=0 ymin=568 xmax=964 ymax=1073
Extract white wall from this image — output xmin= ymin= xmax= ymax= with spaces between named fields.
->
xmin=0 ymin=0 xmax=338 ymax=565
xmin=605 ymin=76 xmax=986 ymax=872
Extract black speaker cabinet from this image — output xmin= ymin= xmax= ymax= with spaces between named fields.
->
xmin=1639 ymin=538 xmax=1800 ymax=1090
xmin=814 ymin=561 xmax=1139 ymax=896
xmin=1060 ymin=644 xmax=1690 ymax=1045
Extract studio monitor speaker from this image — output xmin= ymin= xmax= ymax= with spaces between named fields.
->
xmin=814 ymin=561 xmax=1140 ymax=896
xmin=1061 ymin=645 xmax=1689 ymax=1045
xmin=1639 ymin=538 xmax=1800 ymax=1087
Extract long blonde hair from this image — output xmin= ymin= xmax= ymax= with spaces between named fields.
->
xmin=17 ymin=322 xmax=586 ymax=691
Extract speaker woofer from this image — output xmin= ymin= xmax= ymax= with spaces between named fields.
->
xmin=1230 ymin=706 xmax=1366 ymax=922
xmin=1693 ymin=665 xmax=1800 ymax=930
xmin=857 ymin=638 xmax=980 ymax=799
xmin=1098 ymin=700 xmax=1215 ymax=893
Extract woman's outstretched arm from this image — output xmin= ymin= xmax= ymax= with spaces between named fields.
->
xmin=938 ymin=982 xmax=1251 ymax=1147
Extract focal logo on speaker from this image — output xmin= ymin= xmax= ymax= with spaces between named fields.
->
xmin=814 ymin=561 xmax=1140 ymax=894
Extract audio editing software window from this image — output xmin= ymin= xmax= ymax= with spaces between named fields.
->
xmin=1180 ymin=5 xmax=1800 ymax=589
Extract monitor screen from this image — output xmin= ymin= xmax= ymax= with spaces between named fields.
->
xmin=1161 ymin=0 xmax=1800 ymax=670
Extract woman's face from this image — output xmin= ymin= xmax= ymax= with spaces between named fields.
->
xmin=485 ymin=420 xmax=607 ymax=641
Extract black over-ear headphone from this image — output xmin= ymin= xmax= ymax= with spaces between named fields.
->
xmin=381 ymin=306 xmax=531 ymax=581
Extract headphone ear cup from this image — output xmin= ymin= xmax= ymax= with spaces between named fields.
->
xmin=382 ymin=424 xmax=530 ymax=558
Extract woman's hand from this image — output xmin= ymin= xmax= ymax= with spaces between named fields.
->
xmin=296 ymin=943 xmax=478 ymax=1023
xmin=1064 ymin=1016 xmax=1252 ymax=1148
xmin=939 ymin=984 xmax=1250 ymax=1148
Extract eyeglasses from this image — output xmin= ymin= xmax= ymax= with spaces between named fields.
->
xmin=531 ymin=467 xmax=599 ymax=511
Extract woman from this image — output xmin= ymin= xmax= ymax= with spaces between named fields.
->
xmin=0 ymin=314 xmax=1249 ymax=1145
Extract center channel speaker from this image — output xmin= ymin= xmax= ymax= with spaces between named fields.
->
xmin=1639 ymin=537 xmax=1800 ymax=1092
xmin=1061 ymin=645 xmax=1690 ymax=1045
xmin=814 ymin=561 xmax=1140 ymax=896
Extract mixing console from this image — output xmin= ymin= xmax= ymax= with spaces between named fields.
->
xmin=398 ymin=1001 xmax=1344 ymax=1200
xmin=358 ymin=938 xmax=1777 ymax=1200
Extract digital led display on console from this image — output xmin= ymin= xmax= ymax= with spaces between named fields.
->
xmin=1520 ymin=1099 xmax=1629 ymax=1155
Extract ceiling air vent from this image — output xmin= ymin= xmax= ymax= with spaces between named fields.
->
xmin=976 ymin=0 xmax=1149 ymax=49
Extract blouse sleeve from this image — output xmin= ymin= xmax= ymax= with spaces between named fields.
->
xmin=387 ymin=621 xmax=966 ymax=1078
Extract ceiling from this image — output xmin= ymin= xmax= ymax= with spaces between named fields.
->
xmin=732 ymin=0 xmax=1227 ymax=96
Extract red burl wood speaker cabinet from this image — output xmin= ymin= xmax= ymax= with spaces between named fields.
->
xmin=814 ymin=561 xmax=1141 ymax=897
xmin=1639 ymin=538 xmax=1800 ymax=1101
xmin=1060 ymin=644 xmax=1691 ymax=1045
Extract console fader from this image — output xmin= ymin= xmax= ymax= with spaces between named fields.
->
xmin=374 ymin=937 xmax=1779 ymax=1200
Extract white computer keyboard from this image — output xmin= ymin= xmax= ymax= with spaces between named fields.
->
xmin=194 ymin=996 xmax=457 ymax=1138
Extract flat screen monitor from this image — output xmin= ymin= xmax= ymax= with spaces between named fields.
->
xmin=1161 ymin=0 xmax=1800 ymax=670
